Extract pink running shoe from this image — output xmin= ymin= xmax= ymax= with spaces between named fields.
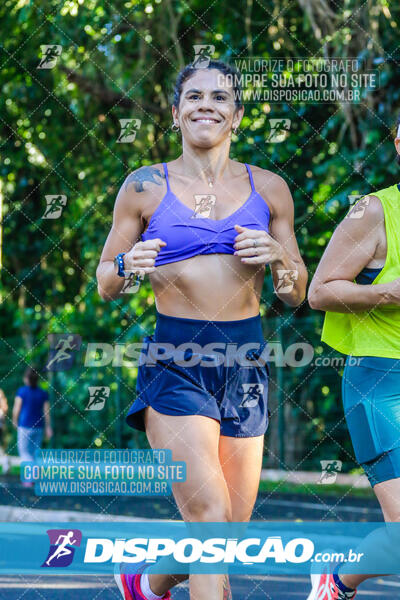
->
xmin=307 ymin=571 xmax=357 ymax=600
xmin=114 ymin=561 xmax=172 ymax=600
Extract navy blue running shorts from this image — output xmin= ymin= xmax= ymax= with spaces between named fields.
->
xmin=126 ymin=311 xmax=270 ymax=438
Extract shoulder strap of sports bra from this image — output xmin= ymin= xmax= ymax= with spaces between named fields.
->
xmin=245 ymin=163 xmax=255 ymax=193
xmin=162 ymin=162 xmax=171 ymax=192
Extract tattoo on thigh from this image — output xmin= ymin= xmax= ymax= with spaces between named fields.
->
xmin=125 ymin=166 xmax=165 ymax=193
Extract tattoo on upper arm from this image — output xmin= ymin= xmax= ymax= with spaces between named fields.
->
xmin=125 ymin=166 xmax=165 ymax=193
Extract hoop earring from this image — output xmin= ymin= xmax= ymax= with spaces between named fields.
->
xmin=172 ymin=123 xmax=180 ymax=132
xmin=232 ymin=127 xmax=238 ymax=135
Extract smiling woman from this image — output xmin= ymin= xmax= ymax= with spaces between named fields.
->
xmin=96 ymin=59 xmax=307 ymax=600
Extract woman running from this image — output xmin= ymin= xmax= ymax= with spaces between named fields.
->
xmin=307 ymin=117 xmax=400 ymax=599
xmin=0 ymin=388 xmax=9 ymax=474
xmin=13 ymin=367 xmax=52 ymax=487
xmin=97 ymin=59 xmax=307 ymax=600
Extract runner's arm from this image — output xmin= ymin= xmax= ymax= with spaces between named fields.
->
xmin=12 ymin=396 xmax=22 ymax=427
xmin=96 ymin=174 xmax=144 ymax=301
xmin=266 ymin=174 xmax=308 ymax=306
xmin=0 ymin=389 xmax=8 ymax=414
xmin=308 ymin=196 xmax=396 ymax=313
xmin=43 ymin=400 xmax=52 ymax=439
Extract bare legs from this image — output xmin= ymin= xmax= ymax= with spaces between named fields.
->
xmin=143 ymin=407 xmax=264 ymax=599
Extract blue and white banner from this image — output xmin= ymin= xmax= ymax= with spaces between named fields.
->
xmin=0 ymin=521 xmax=399 ymax=575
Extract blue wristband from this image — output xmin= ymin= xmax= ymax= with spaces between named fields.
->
xmin=114 ymin=252 xmax=126 ymax=277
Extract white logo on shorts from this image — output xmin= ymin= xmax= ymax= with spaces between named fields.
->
xmin=240 ymin=383 xmax=264 ymax=408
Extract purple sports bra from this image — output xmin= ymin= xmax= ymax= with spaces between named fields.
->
xmin=141 ymin=162 xmax=271 ymax=266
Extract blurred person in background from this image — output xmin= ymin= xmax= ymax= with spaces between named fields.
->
xmin=13 ymin=367 xmax=53 ymax=474
xmin=0 ymin=389 xmax=10 ymax=474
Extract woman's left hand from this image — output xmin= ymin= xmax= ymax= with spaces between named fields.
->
xmin=233 ymin=224 xmax=284 ymax=265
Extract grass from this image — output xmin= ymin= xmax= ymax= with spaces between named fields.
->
xmin=0 ymin=464 xmax=21 ymax=476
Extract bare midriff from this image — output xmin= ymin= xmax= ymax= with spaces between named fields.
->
xmin=148 ymin=253 xmax=266 ymax=320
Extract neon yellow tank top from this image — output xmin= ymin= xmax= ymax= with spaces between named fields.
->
xmin=321 ymin=184 xmax=400 ymax=358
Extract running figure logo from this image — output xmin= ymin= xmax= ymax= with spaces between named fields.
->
xmin=192 ymin=45 xmax=215 ymax=68
xmin=117 ymin=119 xmax=142 ymax=143
xmin=240 ymin=383 xmax=264 ymax=408
xmin=85 ymin=386 xmax=110 ymax=411
xmin=191 ymin=194 xmax=216 ymax=218
xmin=42 ymin=194 xmax=67 ymax=219
xmin=37 ymin=45 xmax=62 ymax=69
xmin=275 ymin=269 xmax=298 ymax=294
xmin=267 ymin=119 xmax=291 ymax=143
xmin=41 ymin=529 xmax=82 ymax=568
xmin=348 ymin=195 xmax=370 ymax=219
xmin=46 ymin=334 xmax=82 ymax=372
xmin=319 ymin=460 xmax=343 ymax=484
xmin=121 ymin=271 xmax=145 ymax=293
xmin=348 ymin=194 xmax=363 ymax=207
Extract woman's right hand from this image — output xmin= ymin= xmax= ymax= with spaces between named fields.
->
xmin=123 ymin=238 xmax=167 ymax=275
